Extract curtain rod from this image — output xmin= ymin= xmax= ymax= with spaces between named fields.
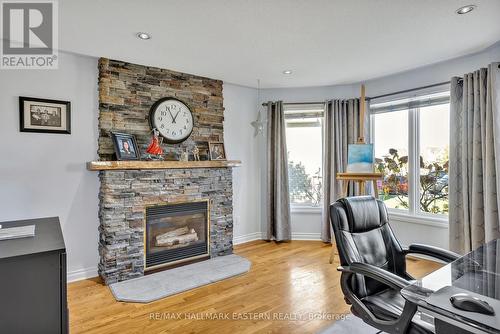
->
xmin=369 ymin=80 xmax=452 ymax=100
xmin=261 ymin=79 xmax=459 ymax=107
xmin=261 ymin=101 xmax=325 ymax=107
xmin=261 ymin=100 xmax=362 ymax=107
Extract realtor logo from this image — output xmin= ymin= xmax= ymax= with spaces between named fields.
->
xmin=1 ymin=0 xmax=58 ymax=69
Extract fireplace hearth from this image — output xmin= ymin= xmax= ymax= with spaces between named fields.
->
xmin=145 ymin=200 xmax=209 ymax=270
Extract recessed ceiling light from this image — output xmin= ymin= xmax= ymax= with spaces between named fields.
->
xmin=456 ymin=5 xmax=476 ymax=14
xmin=283 ymin=70 xmax=292 ymax=75
xmin=136 ymin=32 xmax=152 ymax=40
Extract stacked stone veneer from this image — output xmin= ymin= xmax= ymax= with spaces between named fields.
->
xmin=96 ymin=59 xmax=234 ymax=284
xmin=98 ymin=168 xmax=233 ymax=284
xmin=98 ymin=58 xmax=224 ymax=160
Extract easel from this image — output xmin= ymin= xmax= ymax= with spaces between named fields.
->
xmin=329 ymin=85 xmax=383 ymax=264
xmin=336 ymin=172 xmax=383 ymax=197
xmin=336 ymin=84 xmax=383 ymax=195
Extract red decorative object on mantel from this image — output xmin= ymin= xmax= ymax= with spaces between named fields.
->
xmin=146 ymin=128 xmax=164 ymax=158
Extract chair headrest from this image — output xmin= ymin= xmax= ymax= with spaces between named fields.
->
xmin=339 ymin=196 xmax=386 ymax=233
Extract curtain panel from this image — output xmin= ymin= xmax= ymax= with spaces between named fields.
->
xmin=265 ymin=101 xmax=292 ymax=241
xmin=449 ymin=62 xmax=500 ymax=254
xmin=321 ymin=98 xmax=368 ymax=242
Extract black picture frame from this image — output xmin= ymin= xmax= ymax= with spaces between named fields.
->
xmin=110 ymin=132 xmax=141 ymax=161
xmin=19 ymin=97 xmax=71 ymax=134
xmin=208 ymin=142 xmax=227 ymax=161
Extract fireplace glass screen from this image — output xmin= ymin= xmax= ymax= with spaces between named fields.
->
xmin=145 ymin=200 xmax=209 ymax=269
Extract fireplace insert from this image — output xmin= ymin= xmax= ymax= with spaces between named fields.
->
xmin=144 ymin=199 xmax=209 ymax=270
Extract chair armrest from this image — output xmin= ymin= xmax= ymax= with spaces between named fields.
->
xmin=338 ymin=262 xmax=411 ymax=290
xmin=404 ymin=243 xmax=460 ymax=263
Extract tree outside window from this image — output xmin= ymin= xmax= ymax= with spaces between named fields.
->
xmin=376 ymin=148 xmax=449 ymax=214
xmin=284 ymin=105 xmax=324 ymax=207
xmin=372 ymin=101 xmax=450 ymax=216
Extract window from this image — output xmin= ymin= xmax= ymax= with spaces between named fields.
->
xmin=371 ymin=90 xmax=450 ymax=218
xmin=373 ymin=110 xmax=409 ymax=210
xmin=285 ymin=104 xmax=324 ymax=207
xmin=419 ymin=104 xmax=449 ymax=214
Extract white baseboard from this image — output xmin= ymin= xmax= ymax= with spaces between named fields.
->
xmin=233 ymin=231 xmax=322 ymax=244
xmin=67 ymin=266 xmax=98 ymax=283
xmin=233 ymin=232 xmax=263 ymax=245
xmin=67 ymin=233 xmax=322 ymax=283
xmin=291 ymin=232 xmax=322 ymax=241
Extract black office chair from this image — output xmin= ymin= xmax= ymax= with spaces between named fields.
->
xmin=330 ymin=196 xmax=460 ymax=334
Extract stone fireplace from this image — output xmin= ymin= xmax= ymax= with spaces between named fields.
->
xmin=88 ymin=58 xmax=241 ymax=285
xmin=144 ymin=200 xmax=210 ymax=270
xmin=94 ymin=166 xmax=238 ymax=285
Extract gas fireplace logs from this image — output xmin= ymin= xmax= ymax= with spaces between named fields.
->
xmin=155 ymin=227 xmax=199 ymax=247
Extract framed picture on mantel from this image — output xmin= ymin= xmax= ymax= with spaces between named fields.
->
xmin=111 ymin=132 xmax=141 ymax=161
xmin=19 ymin=97 xmax=71 ymax=134
xmin=208 ymin=142 xmax=227 ymax=161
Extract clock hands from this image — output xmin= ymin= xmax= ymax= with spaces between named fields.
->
xmin=168 ymin=110 xmax=175 ymax=122
xmin=172 ymin=110 xmax=181 ymax=123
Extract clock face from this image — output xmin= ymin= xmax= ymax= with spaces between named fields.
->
xmin=149 ymin=98 xmax=194 ymax=143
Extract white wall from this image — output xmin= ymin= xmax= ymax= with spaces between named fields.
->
xmin=259 ymin=42 xmax=500 ymax=248
xmin=364 ymin=41 xmax=500 ymax=97
xmin=0 ymin=52 xmax=101 ymax=280
xmin=260 ymin=84 xmax=356 ymax=103
xmin=289 ymin=211 xmax=322 ymax=240
xmin=223 ymin=83 xmax=262 ymax=243
xmin=0 ymin=53 xmax=262 ymax=281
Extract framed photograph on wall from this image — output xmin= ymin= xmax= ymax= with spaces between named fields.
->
xmin=19 ymin=97 xmax=71 ymax=134
xmin=111 ymin=132 xmax=141 ymax=161
xmin=208 ymin=142 xmax=226 ymax=161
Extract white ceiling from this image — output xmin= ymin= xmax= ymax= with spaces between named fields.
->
xmin=59 ymin=0 xmax=500 ymax=88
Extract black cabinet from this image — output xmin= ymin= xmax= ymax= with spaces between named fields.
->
xmin=0 ymin=217 xmax=67 ymax=334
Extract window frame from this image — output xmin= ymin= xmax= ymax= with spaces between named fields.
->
xmin=284 ymin=103 xmax=325 ymax=210
xmin=370 ymin=91 xmax=450 ymax=224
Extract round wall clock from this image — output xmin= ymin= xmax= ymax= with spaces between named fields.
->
xmin=149 ymin=97 xmax=194 ymax=144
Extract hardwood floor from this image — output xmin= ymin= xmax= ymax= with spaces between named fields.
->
xmin=68 ymin=241 xmax=442 ymax=334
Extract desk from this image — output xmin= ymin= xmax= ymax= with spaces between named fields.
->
xmin=402 ymin=239 xmax=500 ymax=334
xmin=0 ymin=217 xmax=68 ymax=333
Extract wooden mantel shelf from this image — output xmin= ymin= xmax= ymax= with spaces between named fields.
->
xmin=87 ymin=160 xmax=242 ymax=171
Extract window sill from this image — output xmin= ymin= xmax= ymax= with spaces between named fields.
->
xmin=291 ymin=206 xmax=322 ymax=214
xmin=388 ymin=211 xmax=448 ymax=229
xmin=289 ymin=206 xmax=449 ymax=226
